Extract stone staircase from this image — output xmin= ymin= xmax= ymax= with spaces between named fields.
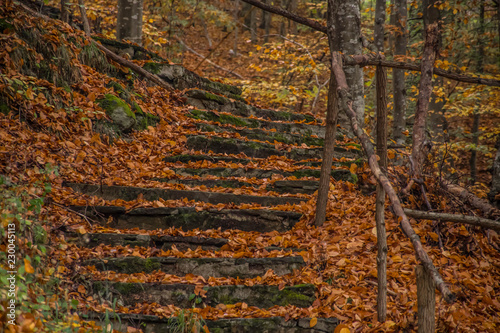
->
xmin=65 ymin=62 xmax=362 ymax=332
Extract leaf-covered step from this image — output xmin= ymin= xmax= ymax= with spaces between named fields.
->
xmin=167 ymin=167 xmax=353 ymax=182
xmin=65 ymin=183 xmax=306 ymax=206
xmin=82 ymin=312 xmax=340 ymax=333
xmin=69 ymin=206 xmax=301 ymax=232
xmin=93 ymin=281 xmax=316 ymax=308
xmin=186 ymin=135 xmax=358 ymax=160
xmin=196 ymin=122 xmax=326 ymax=147
xmin=65 ymin=232 xmax=228 ymax=251
xmin=185 ymin=89 xmax=320 ymax=123
xmin=84 ymin=256 xmax=305 ymax=278
xmin=188 ymin=109 xmax=327 ymax=138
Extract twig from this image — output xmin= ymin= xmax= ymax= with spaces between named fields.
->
xmin=174 ymin=37 xmax=245 ymax=80
xmin=403 ymin=208 xmax=500 ymax=231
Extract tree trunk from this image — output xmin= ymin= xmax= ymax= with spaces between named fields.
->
xmin=470 ymin=1 xmax=485 ymax=185
xmin=374 ymin=0 xmax=387 ymax=323
xmin=374 ymin=0 xmax=386 ymax=53
xmin=489 ymin=136 xmax=500 ymax=208
xmin=233 ymin=0 xmax=240 ymax=56
xmin=409 ymin=21 xmax=439 ymax=182
xmin=416 ymin=265 xmax=436 ymax=333
xmin=330 ymin=0 xmax=364 ymax=130
xmin=391 ymin=0 xmax=408 ymax=147
xmin=375 ymin=64 xmax=388 ymax=323
xmin=288 ymin=0 xmax=298 ymax=35
xmin=60 ymin=0 xmax=69 ymax=23
xmin=314 ymin=0 xmax=341 ymax=227
xmin=314 ymin=70 xmax=339 ymax=227
xmin=116 ymin=0 xmax=143 ymax=45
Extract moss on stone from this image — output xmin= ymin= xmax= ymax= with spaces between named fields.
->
xmin=202 ymin=92 xmax=227 ymax=104
xmin=112 ymin=282 xmax=144 ymax=295
xmin=143 ymin=61 xmax=163 ymax=74
xmin=97 ymin=94 xmax=135 ymax=119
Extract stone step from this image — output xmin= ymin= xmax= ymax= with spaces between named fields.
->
xmin=164 ymin=154 xmax=362 ymax=169
xmin=69 ymin=206 xmax=301 ymax=232
xmin=84 ymin=256 xmax=305 ymax=278
xmin=65 ymin=232 xmax=228 ymax=251
xmin=82 ymin=312 xmax=339 ymax=333
xmin=196 ymin=122 xmax=326 ymax=147
xmin=66 ymin=232 xmax=301 ymax=252
xmin=161 ymin=178 xmax=320 ymax=194
xmin=65 ymin=183 xmax=306 ymax=206
xmin=167 ymin=166 xmax=353 ymax=182
xmin=186 ymin=135 xmax=358 ymax=160
xmin=92 ymin=281 xmax=316 ymax=308
xmin=188 ymin=109 xmax=327 ymax=138
xmin=185 ymin=89 xmax=320 ymax=124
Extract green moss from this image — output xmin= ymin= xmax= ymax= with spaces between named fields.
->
xmin=97 ymin=94 xmax=135 ymax=119
xmin=303 ymin=136 xmax=324 ymax=146
xmin=112 ymin=282 xmax=144 ymax=295
xmin=143 ymin=62 xmax=163 ymax=74
xmin=304 ymin=114 xmax=316 ymax=123
xmin=293 ymin=169 xmax=320 ymax=178
xmin=202 ymin=92 xmax=227 ymax=104
xmin=219 ymin=114 xmax=248 ymax=127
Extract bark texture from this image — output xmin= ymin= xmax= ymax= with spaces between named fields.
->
xmin=117 ymin=0 xmax=143 ymax=45
xmin=416 ymin=265 xmax=436 ymax=333
xmin=410 ymin=22 xmax=440 ymax=180
xmin=333 ymin=0 xmax=364 ymax=123
xmin=489 ymin=137 xmax=500 ymax=208
xmin=392 ymin=0 xmax=408 ymax=146
xmin=375 ymin=65 xmax=388 ymax=323
xmin=314 ymin=0 xmax=340 ymax=227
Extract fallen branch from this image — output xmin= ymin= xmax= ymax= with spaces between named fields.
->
xmin=404 ymin=209 xmax=500 ymax=231
xmin=174 ymin=38 xmax=245 ymax=80
xmin=443 ymin=183 xmax=500 ymax=219
xmin=330 ymin=51 xmax=456 ymax=304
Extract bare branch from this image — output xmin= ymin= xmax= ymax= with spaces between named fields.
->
xmin=404 ymin=209 xmax=500 ymax=231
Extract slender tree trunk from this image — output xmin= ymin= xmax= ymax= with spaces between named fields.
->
xmin=392 ymin=0 xmax=408 ymax=147
xmin=334 ymin=0 xmax=365 ymax=128
xmin=315 ymin=0 xmax=364 ymax=226
xmin=60 ymin=0 xmax=69 ymax=23
xmin=116 ymin=0 xmax=144 ymax=45
xmin=409 ymin=21 xmax=440 ymax=182
xmin=374 ymin=0 xmax=386 ymax=53
xmin=288 ymin=0 xmax=298 ymax=35
xmin=315 ymin=0 xmax=341 ymax=227
xmin=470 ymin=1 xmax=485 ymax=185
xmin=233 ymin=0 xmax=240 ymax=56
xmin=315 ymin=71 xmax=339 ymax=226
xmin=374 ymin=0 xmax=387 ymax=322
xmin=416 ymin=265 xmax=436 ymax=333
xmin=489 ymin=136 xmax=500 ymax=208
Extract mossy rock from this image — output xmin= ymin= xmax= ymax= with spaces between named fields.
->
xmin=97 ymin=94 xmax=136 ymax=131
